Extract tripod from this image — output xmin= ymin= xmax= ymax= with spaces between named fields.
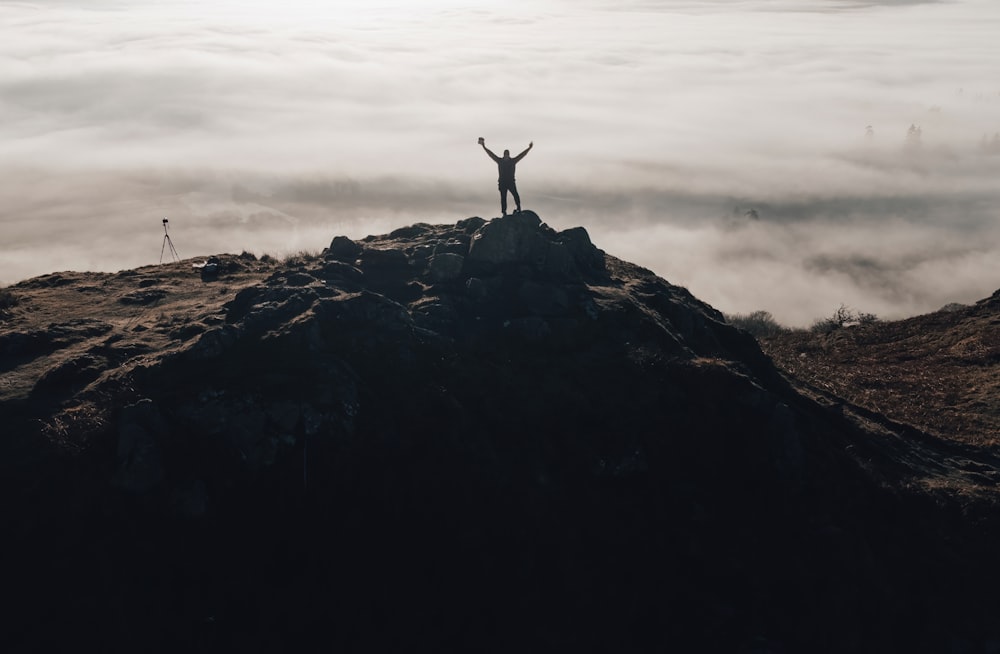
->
xmin=160 ymin=218 xmax=179 ymax=264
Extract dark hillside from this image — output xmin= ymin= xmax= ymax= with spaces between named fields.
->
xmin=2 ymin=212 xmax=999 ymax=653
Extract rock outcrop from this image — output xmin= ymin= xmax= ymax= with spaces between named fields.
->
xmin=3 ymin=212 xmax=1000 ymax=653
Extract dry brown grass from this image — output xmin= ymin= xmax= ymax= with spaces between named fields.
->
xmin=761 ymin=296 xmax=1000 ymax=447
xmin=0 ymin=255 xmax=282 ymax=408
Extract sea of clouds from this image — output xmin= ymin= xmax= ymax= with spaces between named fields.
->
xmin=2 ymin=0 xmax=999 ymax=325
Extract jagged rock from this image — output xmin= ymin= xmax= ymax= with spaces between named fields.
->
xmin=314 ymin=290 xmax=412 ymax=330
xmin=238 ymin=287 xmax=320 ymax=335
xmin=409 ymin=244 xmax=435 ymax=261
xmin=557 ymin=226 xmax=605 ymax=271
xmin=187 ymin=325 xmax=239 ymax=359
xmin=457 ymin=216 xmax=486 ymax=233
xmin=467 ymin=211 xmax=545 ymax=268
xmin=285 ymin=271 xmax=317 ymax=287
xmin=359 ymin=247 xmax=410 ymax=271
xmin=318 ymin=260 xmax=364 ymax=284
xmin=227 ymin=285 xmax=270 ymax=323
xmin=466 ymin=212 xmax=604 ymax=282
xmin=326 ymin=235 xmax=363 ymax=262
xmin=539 ymin=241 xmax=577 ymax=280
xmin=428 ymin=253 xmax=465 ymax=282
xmin=170 ymin=322 xmax=206 ymax=341
xmin=390 ymin=224 xmax=432 ymax=239
xmin=432 ymin=238 xmax=469 ymax=256
xmin=517 ymin=280 xmax=570 ymax=316
xmin=410 ymin=298 xmax=460 ymax=335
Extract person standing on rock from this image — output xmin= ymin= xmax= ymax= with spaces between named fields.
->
xmin=479 ymin=137 xmax=532 ymax=216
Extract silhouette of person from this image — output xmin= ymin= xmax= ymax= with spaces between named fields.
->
xmin=480 ymin=138 xmax=532 ymax=215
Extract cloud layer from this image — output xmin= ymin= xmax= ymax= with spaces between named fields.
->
xmin=2 ymin=0 xmax=999 ymax=326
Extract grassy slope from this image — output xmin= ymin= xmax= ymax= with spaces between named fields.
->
xmin=760 ymin=297 xmax=999 ymax=447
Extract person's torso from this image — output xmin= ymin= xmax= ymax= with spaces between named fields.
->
xmin=497 ymin=158 xmax=516 ymax=182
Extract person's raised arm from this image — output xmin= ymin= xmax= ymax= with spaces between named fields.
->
xmin=481 ymin=140 xmax=501 ymax=163
xmin=514 ymin=141 xmax=533 ymax=162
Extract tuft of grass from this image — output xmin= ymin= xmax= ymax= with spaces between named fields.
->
xmin=281 ymin=249 xmax=320 ymax=266
xmin=810 ymin=304 xmax=878 ymax=334
xmin=725 ymin=310 xmax=789 ymax=339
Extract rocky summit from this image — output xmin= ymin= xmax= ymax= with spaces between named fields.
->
xmin=2 ymin=211 xmax=1000 ymax=653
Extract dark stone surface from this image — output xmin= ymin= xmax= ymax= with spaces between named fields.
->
xmin=428 ymin=252 xmax=464 ymax=282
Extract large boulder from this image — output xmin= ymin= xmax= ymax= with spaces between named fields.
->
xmin=325 ymin=235 xmax=363 ymax=263
xmin=428 ymin=253 xmax=465 ymax=282
xmin=466 ymin=212 xmax=605 ymax=281
xmin=467 ymin=211 xmax=546 ymax=268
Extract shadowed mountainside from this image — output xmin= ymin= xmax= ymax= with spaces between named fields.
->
xmin=2 ymin=211 xmax=1000 ymax=653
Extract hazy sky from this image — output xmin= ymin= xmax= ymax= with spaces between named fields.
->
xmin=2 ymin=0 xmax=999 ymax=325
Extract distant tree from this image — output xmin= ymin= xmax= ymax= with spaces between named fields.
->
xmin=810 ymin=304 xmax=878 ymax=334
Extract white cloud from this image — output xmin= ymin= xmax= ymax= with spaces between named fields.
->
xmin=2 ymin=0 xmax=999 ymax=326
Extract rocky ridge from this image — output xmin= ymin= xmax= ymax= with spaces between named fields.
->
xmin=2 ymin=211 xmax=1000 ymax=653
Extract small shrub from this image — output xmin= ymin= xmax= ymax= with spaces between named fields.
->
xmin=810 ymin=304 xmax=878 ymax=334
xmin=725 ymin=310 xmax=789 ymax=338
xmin=0 ymin=286 xmax=18 ymax=311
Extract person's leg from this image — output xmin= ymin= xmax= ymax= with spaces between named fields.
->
xmin=510 ymin=183 xmax=521 ymax=212
xmin=499 ymin=184 xmax=508 ymax=215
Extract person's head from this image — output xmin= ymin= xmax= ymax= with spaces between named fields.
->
xmin=503 ymin=149 xmax=510 ymax=158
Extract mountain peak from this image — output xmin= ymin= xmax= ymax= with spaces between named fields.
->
xmin=4 ymin=212 xmax=1000 ymax=651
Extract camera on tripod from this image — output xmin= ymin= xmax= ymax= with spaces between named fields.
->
xmin=160 ymin=217 xmax=179 ymax=263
